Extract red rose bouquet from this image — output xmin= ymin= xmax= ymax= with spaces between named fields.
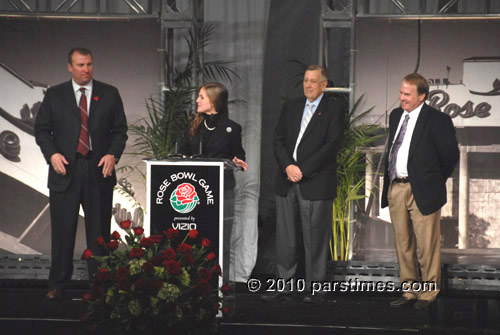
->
xmin=81 ymin=221 xmax=228 ymax=334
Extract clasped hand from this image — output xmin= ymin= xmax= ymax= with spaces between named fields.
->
xmin=286 ymin=164 xmax=302 ymax=183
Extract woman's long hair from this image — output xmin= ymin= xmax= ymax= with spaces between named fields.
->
xmin=189 ymin=82 xmax=229 ymax=137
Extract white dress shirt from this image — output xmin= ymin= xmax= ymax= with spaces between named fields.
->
xmin=392 ymin=102 xmax=424 ymax=178
xmin=72 ymin=79 xmax=93 ymax=111
xmin=293 ymin=94 xmax=324 ymax=161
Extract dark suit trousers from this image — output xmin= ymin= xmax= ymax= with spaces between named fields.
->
xmin=276 ymin=184 xmax=333 ymax=287
xmin=48 ymin=154 xmax=113 ymax=289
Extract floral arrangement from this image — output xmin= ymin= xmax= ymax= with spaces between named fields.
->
xmin=81 ymin=220 xmax=229 ymax=333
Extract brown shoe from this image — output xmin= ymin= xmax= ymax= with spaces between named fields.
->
xmin=390 ymin=296 xmax=415 ymax=308
xmin=46 ymin=288 xmax=62 ymax=300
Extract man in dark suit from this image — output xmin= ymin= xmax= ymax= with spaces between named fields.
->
xmin=35 ymin=48 xmax=128 ymax=299
xmin=267 ymin=64 xmax=344 ymax=302
xmin=381 ymin=73 xmax=459 ymax=310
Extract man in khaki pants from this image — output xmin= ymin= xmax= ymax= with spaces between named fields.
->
xmin=381 ymin=73 xmax=459 ymax=310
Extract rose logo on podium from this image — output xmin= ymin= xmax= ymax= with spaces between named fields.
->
xmin=169 ymin=183 xmax=200 ymax=214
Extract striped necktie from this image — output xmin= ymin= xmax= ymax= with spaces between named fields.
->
xmin=388 ymin=114 xmax=410 ymax=182
xmin=77 ymin=88 xmax=90 ymax=157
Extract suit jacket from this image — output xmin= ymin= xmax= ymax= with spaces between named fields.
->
xmin=181 ymin=116 xmax=245 ymax=189
xmin=35 ymin=80 xmax=128 ymax=192
xmin=381 ymin=103 xmax=459 ymax=215
xmin=273 ymin=96 xmax=345 ymax=200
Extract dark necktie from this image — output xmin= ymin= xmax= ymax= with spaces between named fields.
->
xmin=388 ymin=114 xmax=410 ymax=182
xmin=77 ymin=88 xmax=90 ymax=157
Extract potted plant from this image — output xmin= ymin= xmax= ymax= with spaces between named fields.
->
xmin=330 ymin=95 xmax=383 ymax=261
xmin=81 ymin=220 xmax=229 ymax=333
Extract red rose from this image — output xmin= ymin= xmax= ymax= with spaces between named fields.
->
xmin=81 ymin=249 xmax=93 ymax=260
xmin=196 ymin=279 xmax=210 ymax=295
xmin=183 ymin=254 xmax=194 ymax=265
xmin=130 ymin=248 xmax=145 ymax=258
xmin=164 ymin=260 xmax=181 ymax=275
xmin=221 ymin=284 xmax=230 ymax=295
xmin=199 ymin=267 xmax=212 ymax=280
xmin=95 ymin=236 xmax=105 ymax=246
xmin=142 ymin=261 xmax=154 ymax=273
xmin=188 ymin=229 xmax=199 ymax=239
xmin=94 ymin=268 xmax=111 ymax=282
xmin=177 ymin=243 xmax=192 ymax=255
xmin=133 ymin=227 xmax=144 ymax=235
xmin=160 ymin=248 xmax=176 ymax=260
xmin=206 ymin=252 xmax=216 ymax=261
xmin=82 ymin=292 xmax=93 ymax=302
xmin=211 ymin=264 xmax=222 ymax=276
xmin=134 ymin=278 xmax=147 ymax=291
xmin=151 ymin=255 xmax=163 ymax=266
xmin=150 ymin=234 xmax=163 ymax=243
xmin=115 ymin=267 xmax=130 ymax=281
xmin=149 ymin=280 xmax=163 ymax=294
xmin=222 ymin=307 xmax=231 ymax=315
xmin=140 ymin=237 xmax=155 ymax=248
xmin=201 ymin=238 xmax=211 ymax=248
xmin=175 ymin=183 xmax=197 ymax=204
xmin=163 ymin=228 xmax=179 ymax=240
xmin=92 ymin=286 xmax=103 ymax=298
xmin=120 ymin=220 xmax=131 ymax=230
xmin=111 ymin=231 xmax=120 ymax=240
xmin=118 ymin=279 xmax=131 ymax=291
xmin=107 ymin=240 xmax=119 ymax=251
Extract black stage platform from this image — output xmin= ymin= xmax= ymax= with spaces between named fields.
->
xmin=1 ymin=249 xmax=499 ymax=334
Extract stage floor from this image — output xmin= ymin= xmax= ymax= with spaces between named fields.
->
xmin=0 ymin=283 xmax=499 ymax=334
xmin=353 ymin=248 xmax=500 ymax=265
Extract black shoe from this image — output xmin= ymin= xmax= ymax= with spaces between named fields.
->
xmin=260 ymin=291 xmax=292 ymax=302
xmin=414 ymin=299 xmax=433 ymax=311
xmin=302 ymin=292 xmax=326 ymax=303
xmin=390 ymin=296 xmax=415 ymax=308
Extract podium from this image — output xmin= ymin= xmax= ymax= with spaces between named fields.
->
xmin=145 ymin=157 xmax=240 ymax=277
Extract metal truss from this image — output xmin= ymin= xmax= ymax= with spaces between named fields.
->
xmin=1 ymin=0 xmax=159 ymax=19
xmin=356 ymin=0 xmax=500 ymax=18
xmin=320 ymin=0 xmax=500 ymax=101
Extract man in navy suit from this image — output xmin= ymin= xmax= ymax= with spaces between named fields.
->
xmin=267 ymin=65 xmax=344 ymax=302
xmin=382 ymin=73 xmax=459 ymax=310
xmin=35 ymin=48 xmax=128 ymax=299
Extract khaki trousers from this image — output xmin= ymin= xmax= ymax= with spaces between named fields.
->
xmin=388 ymin=182 xmax=441 ymax=301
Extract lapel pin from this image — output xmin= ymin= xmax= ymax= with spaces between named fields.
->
xmin=93 ymin=96 xmax=99 ymax=101
xmin=226 ymin=127 xmax=232 ymax=133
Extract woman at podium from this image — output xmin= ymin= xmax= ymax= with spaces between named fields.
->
xmin=180 ymin=82 xmax=248 ymax=283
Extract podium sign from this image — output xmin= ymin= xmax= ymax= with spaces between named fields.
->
xmin=146 ymin=161 xmax=224 ymax=263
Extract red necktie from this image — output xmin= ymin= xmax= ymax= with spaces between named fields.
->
xmin=77 ymin=88 xmax=90 ymax=157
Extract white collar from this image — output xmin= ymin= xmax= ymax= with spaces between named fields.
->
xmin=403 ymin=102 xmax=424 ymax=119
xmin=305 ymin=93 xmax=324 ymax=109
xmin=72 ymin=79 xmax=93 ymax=93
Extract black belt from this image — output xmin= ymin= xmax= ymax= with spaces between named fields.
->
xmin=393 ymin=177 xmax=410 ymax=183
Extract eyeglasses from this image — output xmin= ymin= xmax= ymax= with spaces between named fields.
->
xmin=303 ymin=79 xmax=325 ymax=85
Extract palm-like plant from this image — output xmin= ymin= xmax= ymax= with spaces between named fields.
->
xmin=330 ymin=95 xmax=382 ymax=261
